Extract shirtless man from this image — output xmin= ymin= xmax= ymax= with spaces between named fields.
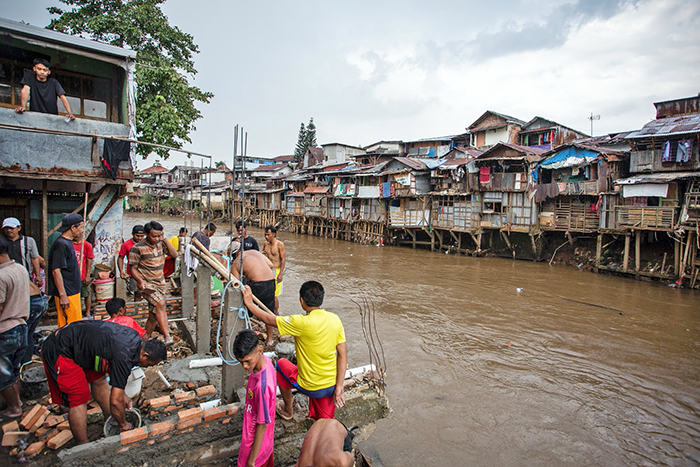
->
xmin=262 ymin=225 xmax=286 ymax=314
xmin=296 ymin=419 xmax=355 ymax=467
xmin=229 ymin=241 xmax=277 ymax=346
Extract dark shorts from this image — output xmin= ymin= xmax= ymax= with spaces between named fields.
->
xmin=23 ymin=294 xmax=48 ymax=364
xmin=41 ymin=335 xmax=104 ymax=407
xmin=80 ymin=283 xmax=91 ymax=298
xmin=247 ymin=279 xmax=276 ymax=316
xmin=0 ymin=324 xmax=28 ymax=391
xmin=276 ymin=358 xmax=336 ymax=420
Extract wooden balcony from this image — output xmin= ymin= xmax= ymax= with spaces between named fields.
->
xmin=615 ymin=205 xmax=676 ymax=230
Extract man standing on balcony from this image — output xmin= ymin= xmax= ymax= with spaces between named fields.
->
xmin=14 ymin=59 xmax=75 ymax=119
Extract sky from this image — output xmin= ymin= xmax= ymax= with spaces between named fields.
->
xmin=4 ymin=0 xmax=700 ymax=169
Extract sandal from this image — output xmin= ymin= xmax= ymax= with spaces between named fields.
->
xmin=276 ymin=403 xmax=292 ymax=421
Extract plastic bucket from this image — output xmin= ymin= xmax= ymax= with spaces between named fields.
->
xmin=103 ymin=408 xmax=142 ymax=437
xmin=94 ymin=278 xmax=115 ymax=302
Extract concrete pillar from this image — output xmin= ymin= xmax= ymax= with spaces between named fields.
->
xmin=222 ymin=286 xmax=246 ymax=403
xmin=181 ymin=266 xmax=194 ymax=319
xmin=195 ymin=264 xmax=211 ymax=354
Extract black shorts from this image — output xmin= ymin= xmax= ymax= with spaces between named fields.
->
xmin=247 ymin=279 xmax=276 ymax=316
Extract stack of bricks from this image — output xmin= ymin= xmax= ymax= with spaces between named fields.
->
xmin=143 ymin=384 xmax=218 ymax=421
xmin=119 ymin=402 xmax=239 ymax=452
xmin=91 ymin=297 xmax=183 ymax=320
xmin=1 ymin=403 xmax=84 ymax=459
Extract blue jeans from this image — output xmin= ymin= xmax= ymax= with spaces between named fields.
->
xmin=22 ymin=294 xmax=48 ymax=364
xmin=0 ymin=324 xmax=27 ymax=391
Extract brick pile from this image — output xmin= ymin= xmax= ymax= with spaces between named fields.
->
xmin=91 ymin=297 xmax=183 ymax=320
xmin=143 ymin=384 xmax=218 ymax=421
xmin=1 ymin=403 xmax=86 ymax=459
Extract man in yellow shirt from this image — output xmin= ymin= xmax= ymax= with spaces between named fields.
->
xmin=241 ymin=280 xmax=347 ymax=420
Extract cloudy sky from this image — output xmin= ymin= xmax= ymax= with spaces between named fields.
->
xmin=6 ymin=0 xmax=700 ymax=168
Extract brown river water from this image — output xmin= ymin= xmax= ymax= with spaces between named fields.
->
xmin=126 ymin=213 xmax=700 ymax=466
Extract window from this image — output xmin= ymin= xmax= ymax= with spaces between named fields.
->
xmin=0 ymin=58 xmax=113 ymax=121
xmin=483 ymin=201 xmax=502 ymax=213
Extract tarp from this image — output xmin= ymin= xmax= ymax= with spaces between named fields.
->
xmin=538 ymin=147 xmax=599 ymax=170
xmin=622 ymin=183 xmax=668 ymax=198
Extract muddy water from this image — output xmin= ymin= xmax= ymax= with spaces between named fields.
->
xmin=126 ymin=213 xmax=700 ymax=466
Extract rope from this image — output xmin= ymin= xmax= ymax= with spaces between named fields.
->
xmin=215 ymin=279 xmax=250 ymax=366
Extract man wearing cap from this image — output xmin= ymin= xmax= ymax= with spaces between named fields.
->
xmin=15 ymin=58 xmax=75 ymax=119
xmin=2 ymin=217 xmax=48 ymax=363
xmin=48 ymin=214 xmax=84 ymax=327
xmin=118 ymin=225 xmax=145 ymax=299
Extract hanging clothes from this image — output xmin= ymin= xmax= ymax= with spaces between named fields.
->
xmin=101 ymin=139 xmax=131 ymax=180
xmin=677 ymin=140 xmax=693 ymax=163
xmin=662 ymin=141 xmax=672 ymax=162
xmin=480 ymin=166 xmax=491 ymax=184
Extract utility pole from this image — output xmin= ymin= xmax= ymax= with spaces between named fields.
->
xmin=588 ymin=113 xmax=600 ymax=137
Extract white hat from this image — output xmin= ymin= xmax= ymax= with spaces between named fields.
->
xmin=2 ymin=217 xmax=20 ymax=228
xmin=229 ymin=241 xmax=241 ymax=256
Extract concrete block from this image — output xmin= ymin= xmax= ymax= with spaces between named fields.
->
xmin=174 ymin=391 xmax=195 ymax=403
xmin=120 ymin=426 xmax=148 ymax=445
xmin=149 ymin=395 xmax=171 ymax=408
xmin=195 ymin=385 xmax=216 ymax=397
xmin=148 ymin=419 xmax=176 ymax=437
xmin=24 ymin=440 xmax=45 ymax=457
xmin=48 ymin=429 xmax=73 ymax=449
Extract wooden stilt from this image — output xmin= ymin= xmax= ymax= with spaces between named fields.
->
xmin=595 ymin=233 xmax=602 ymax=273
xmin=635 ymin=230 xmax=641 ymax=278
xmin=623 ymin=234 xmax=630 ymax=271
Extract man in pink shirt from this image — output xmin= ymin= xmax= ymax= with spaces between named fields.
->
xmin=117 ymin=225 xmax=144 ymax=300
xmin=72 ymin=233 xmax=94 ymax=318
xmin=233 ymin=329 xmax=276 ymax=467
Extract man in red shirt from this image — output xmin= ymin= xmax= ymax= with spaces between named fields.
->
xmin=117 ymin=225 xmax=144 ymax=300
xmin=105 ymin=297 xmax=145 ymax=337
xmin=73 ymin=233 xmax=94 ymax=318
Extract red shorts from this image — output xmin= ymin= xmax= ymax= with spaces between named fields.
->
xmin=276 ymin=358 xmax=336 ymax=420
xmin=44 ymin=355 xmax=105 ymax=407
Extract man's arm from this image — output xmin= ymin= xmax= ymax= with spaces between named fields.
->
xmin=241 ymin=285 xmax=277 ymax=327
xmin=15 ymin=85 xmax=29 ymax=113
xmin=52 ymin=268 xmax=70 ymax=309
xmin=84 ymin=257 xmax=93 ymax=285
xmin=333 ymin=342 xmax=347 ymax=409
xmin=109 ymin=387 xmax=131 ymax=431
xmin=163 ymin=237 xmax=178 ymax=259
xmin=277 ymin=242 xmax=286 ymax=283
xmin=31 ymin=256 xmax=43 ymax=287
xmin=117 ymin=255 xmax=127 ymax=279
xmin=246 ymin=423 xmax=268 ymax=467
xmin=129 ymin=264 xmax=145 ymax=290
xmin=58 ymin=95 xmax=75 ymax=120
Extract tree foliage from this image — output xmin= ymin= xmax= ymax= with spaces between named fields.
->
xmin=47 ymin=0 xmax=213 ymax=159
xmin=293 ymin=118 xmax=318 ymax=162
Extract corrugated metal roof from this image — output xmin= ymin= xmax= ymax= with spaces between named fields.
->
xmin=0 ymin=18 xmax=136 ymax=59
xmin=304 ymin=186 xmax=329 ymax=194
xmin=626 ymin=114 xmax=700 ymax=139
xmin=615 ymin=171 xmax=700 ymax=185
xmin=392 ymin=157 xmax=427 ymax=170
xmin=468 ymin=110 xmax=526 ymax=130
xmin=477 ymin=142 xmax=547 ymax=160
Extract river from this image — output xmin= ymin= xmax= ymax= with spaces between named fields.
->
xmin=125 ymin=213 xmax=700 ymax=466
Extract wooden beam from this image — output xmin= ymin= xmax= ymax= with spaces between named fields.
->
xmin=623 ymin=234 xmax=630 ymax=271
xmin=635 ymin=230 xmax=641 ymax=275
xmin=595 ymin=234 xmax=602 ymax=273
xmin=41 ymin=180 xmax=48 ymax=260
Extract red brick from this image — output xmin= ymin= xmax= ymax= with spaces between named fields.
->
xmin=9 ymin=447 xmax=18 ymax=456
xmin=149 ymin=396 xmax=171 ymax=408
xmin=42 ymin=428 xmax=60 ymax=441
xmin=29 ymin=411 xmax=48 ymax=433
xmin=2 ymin=431 xmax=29 ymax=447
xmin=20 ymin=405 xmax=47 ymax=430
xmin=149 ymin=411 xmax=159 ymax=417
xmin=177 ymin=407 xmax=202 ymax=424
xmin=146 ymin=439 xmax=156 ymax=446
xmin=195 ymin=385 xmax=216 ymax=397
xmin=173 ymin=391 xmax=195 ymax=403
xmin=120 ymin=426 xmax=148 ymax=445
xmin=148 ymin=420 xmax=176 ymax=437
xmin=223 ymin=404 xmax=239 ymax=416
xmin=177 ymin=417 xmax=201 ymax=429
xmin=2 ymin=420 xmax=19 ymax=434
xmin=164 ymin=405 xmax=181 ymax=412
xmin=160 ymin=434 xmax=171 ymax=442
xmin=47 ymin=430 xmax=73 ymax=450
xmin=24 ymin=440 xmax=45 ymax=457
xmin=34 ymin=426 xmax=50 ymax=438
xmin=117 ymin=446 xmax=130 ymax=454
xmin=43 ymin=415 xmax=65 ymax=428
xmin=57 ymin=420 xmax=71 ymax=430
xmin=186 ymin=382 xmax=196 ymax=390
xmin=221 ymin=417 xmax=231 ymax=424
xmin=202 ymin=406 xmax=226 ymax=422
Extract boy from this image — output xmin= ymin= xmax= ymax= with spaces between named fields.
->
xmin=233 ymin=329 xmax=276 ymax=467
xmin=72 ymin=232 xmax=94 ymax=318
xmin=242 ymin=281 xmax=347 ymax=420
xmin=105 ymin=297 xmax=146 ymax=338
xmin=15 ymin=58 xmax=75 ymax=118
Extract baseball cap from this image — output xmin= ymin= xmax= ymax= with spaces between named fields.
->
xmin=2 ymin=217 xmax=20 ymax=229
xmin=58 ymin=213 xmax=83 ymax=232
xmin=132 ymin=225 xmax=145 ymax=234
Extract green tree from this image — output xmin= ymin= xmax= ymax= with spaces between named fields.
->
xmin=47 ymin=0 xmax=213 ymax=159
xmin=306 ymin=117 xmax=317 ymax=148
xmin=293 ymin=122 xmax=307 ymax=162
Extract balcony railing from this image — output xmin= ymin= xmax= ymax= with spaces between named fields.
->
xmin=615 ymin=205 xmax=676 ymax=229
